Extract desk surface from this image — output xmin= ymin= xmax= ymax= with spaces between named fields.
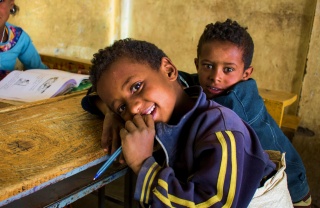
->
xmin=0 ymin=99 xmax=23 ymax=109
xmin=0 ymin=92 xmax=107 ymax=205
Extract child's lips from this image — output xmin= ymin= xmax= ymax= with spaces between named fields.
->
xmin=142 ymin=104 xmax=156 ymax=118
xmin=206 ymin=86 xmax=223 ymax=96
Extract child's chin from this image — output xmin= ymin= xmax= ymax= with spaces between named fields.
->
xmin=205 ymin=90 xmax=223 ymax=99
xmin=205 ymin=93 xmax=218 ymax=99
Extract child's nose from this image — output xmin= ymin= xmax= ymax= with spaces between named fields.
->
xmin=127 ymin=99 xmax=142 ymax=115
xmin=209 ymin=69 xmax=222 ymax=82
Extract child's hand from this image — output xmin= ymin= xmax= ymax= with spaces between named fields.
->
xmin=120 ymin=114 xmax=155 ymax=174
xmin=101 ymin=112 xmax=125 ymax=163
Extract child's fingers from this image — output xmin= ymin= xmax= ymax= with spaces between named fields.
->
xmin=119 ymin=153 xmax=126 ymax=164
xmin=124 ymin=115 xmax=155 ymax=135
xmin=101 ymin=130 xmax=111 ymax=153
xmin=132 ymin=114 xmax=148 ymax=127
xmin=124 ymin=120 xmax=137 ymax=132
xmin=119 ymin=127 xmax=129 ymax=138
xmin=124 ymin=114 xmax=147 ymax=132
xmin=143 ymin=114 xmax=154 ymax=128
xmin=111 ymin=134 xmax=121 ymax=154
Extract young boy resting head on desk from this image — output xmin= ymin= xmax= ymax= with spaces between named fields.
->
xmin=87 ymin=38 xmax=292 ymax=207
xmin=178 ymin=19 xmax=311 ymax=207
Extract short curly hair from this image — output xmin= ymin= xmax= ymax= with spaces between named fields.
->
xmin=196 ymin=19 xmax=254 ymax=69
xmin=90 ymin=38 xmax=167 ymax=91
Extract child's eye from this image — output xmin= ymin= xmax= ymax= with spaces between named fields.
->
xmin=203 ymin=64 xmax=213 ymax=70
xmin=223 ymin=67 xmax=234 ymax=73
xmin=131 ymin=82 xmax=142 ymax=93
xmin=117 ymin=104 xmax=126 ymax=114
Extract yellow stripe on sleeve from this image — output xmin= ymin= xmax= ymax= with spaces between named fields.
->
xmin=151 ymin=131 xmax=237 ymax=208
xmin=153 ymin=188 xmax=175 ymax=207
xmin=196 ymin=131 xmax=228 ymax=207
xmin=140 ymin=162 xmax=159 ymax=203
xmin=145 ymin=165 xmax=162 ymax=202
xmin=222 ymin=131 xmax=237 ymax=208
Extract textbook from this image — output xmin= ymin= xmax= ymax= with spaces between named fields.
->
xmin=0 ymin=69 xmax=91 ymax=102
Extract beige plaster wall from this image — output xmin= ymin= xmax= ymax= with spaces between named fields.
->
xmin=8 ymin=0 xmax=320 ymax=134
xmin=9 ymin=0 xmax=121 ymax=60
xmin=299 ymin=0 xmax=320 ymax=135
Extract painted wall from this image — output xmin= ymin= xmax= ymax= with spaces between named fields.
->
xmin=299 ymin=1 xmax=320 ymax=133
xmin=9 ymin=0 xmax=121 ymax=60
xmin=9 ymin=0 xmax=320 ymax=135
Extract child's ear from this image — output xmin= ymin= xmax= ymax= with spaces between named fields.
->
xmin=161 ymin=57 xmax=178 ymax=81
xmin=242 ymin=66 xmax=254 ymax=80
xmin=194 ymin=58 xmax=199 ymax=71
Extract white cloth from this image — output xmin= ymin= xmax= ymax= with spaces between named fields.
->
xmin=248 ymin=153 xmax=293 ymax=208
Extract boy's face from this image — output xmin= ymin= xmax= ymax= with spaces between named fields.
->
xmin=195 ymin=40 xmax=253 ymax=99
xmin=97 ymin=57 xmax=179 ymax=123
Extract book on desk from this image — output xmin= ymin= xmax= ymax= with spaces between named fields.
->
xmin=0 ymin=69 xmax=91 ymax=102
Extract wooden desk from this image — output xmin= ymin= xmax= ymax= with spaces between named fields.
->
xmin=0 ymin=92 xmax=130 ymax=207
xmin=258 ymin=88 xmax=298 ymax=127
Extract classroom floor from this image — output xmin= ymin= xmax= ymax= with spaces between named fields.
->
xmin=72 ymin=131 xmax=320 ymax=208
xmin=292 ymin=132 xmax=320 ymax=208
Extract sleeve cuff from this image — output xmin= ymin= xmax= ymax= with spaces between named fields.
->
xmin=81 ymin=88 xmax=104 ymax=117
xmin=134 ymin=157 xmax=161 ymax=204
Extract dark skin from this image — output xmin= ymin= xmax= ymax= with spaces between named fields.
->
xmin=96 ymin=57 xmax=194 ymax=168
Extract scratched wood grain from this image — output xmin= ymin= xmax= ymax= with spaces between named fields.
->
xmin=0 ymin=92 xmax=105 ymax=202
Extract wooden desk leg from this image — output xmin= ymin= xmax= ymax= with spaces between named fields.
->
xmin=124 ymin=169 xmax=138 ymax=208
xmin=98 ymin=186 xmax=105 ymax=208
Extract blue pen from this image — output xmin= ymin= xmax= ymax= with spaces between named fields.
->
xmin=93 ymin=146 xmax=122 ymax=180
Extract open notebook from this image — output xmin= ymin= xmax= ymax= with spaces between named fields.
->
xmin=0 ymin=69 xmax=91 ymax=102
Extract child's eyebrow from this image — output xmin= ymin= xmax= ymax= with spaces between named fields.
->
xmin=109 ymin=75 xmax=136 ymax=111
xmin=201 ymin=60 xmax=237 ymax=66
xmin=223 ymin=62 xmax=237 ymax=66
xmin=121 ymin=75 xmax=135 ymax=90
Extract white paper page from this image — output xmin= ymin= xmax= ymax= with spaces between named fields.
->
xmin=27 ymin=69 xmax=89 ymax=87
xmin=0 ymin=71 xmax=77 ymax=102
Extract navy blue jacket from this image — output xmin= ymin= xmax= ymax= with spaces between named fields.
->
xmin=179 ymin=71 xmax=309 ymax=202
xmin=134 ymin=86 xmax=275 ymax=207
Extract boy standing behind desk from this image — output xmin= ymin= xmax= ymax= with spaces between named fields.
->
xmin=88 ymin=38 xmax=292 ymax=207
xmin=178 ymin=19 xmax=311 ymax=207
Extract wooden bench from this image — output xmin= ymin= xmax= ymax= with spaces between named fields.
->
xmin=40 ymin=53 xmax=92 ymax=74
xmin=282 ymin=114 xmax=301 ymax=131
xmin=258 ymin=88 xmax=301 ymax=135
